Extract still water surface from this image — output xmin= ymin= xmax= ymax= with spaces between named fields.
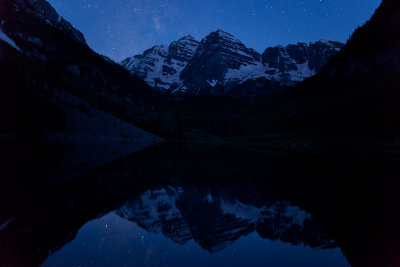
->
xmin=0 ymin=141 xmax=398 ymax=266
xmin=44 ymin=212 xmax=348 ymax=267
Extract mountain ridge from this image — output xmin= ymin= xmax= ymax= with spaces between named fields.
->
xmin=121 ymin=30 xmax=344 ymax=96
xmin=238 ymin=0 xmax=400 ymax=140
xmin=1 ymin=0 xmax=399 ymax=143
xmin=117 ymin=186 xmax=336 ymax=253
xmin=0 ymin=0 xmax=162 ymax=141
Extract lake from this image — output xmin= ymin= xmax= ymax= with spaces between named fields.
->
xmin=0 ymin=140 xmax=398 ymax=266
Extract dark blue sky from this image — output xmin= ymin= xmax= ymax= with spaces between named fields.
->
xmin=47 ymin=0 xmax=381 ymax=61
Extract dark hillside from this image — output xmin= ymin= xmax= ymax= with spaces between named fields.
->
xmin=252 ymin=0 xmax=400 ymax=140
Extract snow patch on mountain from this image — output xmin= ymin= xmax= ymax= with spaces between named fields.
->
xmin=121 ymin=30 xmax=344 ymax=95
xmin=220 ymin=198 xmax=264 ymax=223
xmin=0 ymin=27 xmax=21 ymax=51
xmin=122 ymin=36 xmax=200 ymax=90
xmin=220 ymin=199 xmax=311 ymax=227
xmin=284 ymin=206 xmax=311 ymax=226
xmin=207 ymin=80 xmax=219 ymax=87
xmin=122 ymin=45 xmax=168 ymax=87
xmin=320 ymin=39 xmax=335 ymax=46
xmin=287 ymin=61 xmax=316 ymax=82
xmin=118 ymin=188 xmax=184 ymax=233
xmin=225 ymin=63 xmax=270 ymax=84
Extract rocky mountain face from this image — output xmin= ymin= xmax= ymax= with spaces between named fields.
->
xmin=116 ymin=187 xmax=335 ymax=252
xmin=179 ymin=30 xmax=262 ymax=95
xmin=121 ymin=36 xmax=200 ymax=92
xmin=261 ymin=40 xmax=344 ymax=83
xmin=121 ymin=30 xmax=344 ymax=96
xmin=3 ymin=0 xmax=85 ymax=44
xmin=259 ymin=0 xmax=400 ymax=139
xmin=0 ymin=0 xmax=160 ymax=140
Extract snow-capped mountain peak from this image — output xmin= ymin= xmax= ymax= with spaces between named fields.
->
xmin=121 ymin=35 xmax=200 ymax=90
xmin=168 ymin=35 xmax=199 ymax=62
xmin=178 ymin=34 xmax=196 ymax=41
xmin=120 ymin=45 xmax=168 ymax=87
xmin=207 ymin=29 xmax=242 ymax=44
xmin=121 ymin=30 xmax=344 ymax=96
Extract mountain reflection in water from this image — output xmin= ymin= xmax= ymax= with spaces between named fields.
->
xmin=0 ymin=141 xmax=399 ymax=267
xmin=116 ymin=187 xmax=334 ymax=252
xmin=44 ymin=184 xmax=347 ymax=266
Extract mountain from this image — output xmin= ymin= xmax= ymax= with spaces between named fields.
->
xmin=179 ymin=30 xmax=262 ymax=95
xmin=0 ymin=0 xmax=160 ymax=141
xmin=116 ymin=187 xmax=335 ymax=252
xmin=0 ymin=0 xmax=226 ymax=140
xmin=250 ymin=0 xmax=400 ymax=139
xmin=117 ymin=0 xmax=400 ymax=141
xmin=121 ymin=35 xmax=200 ymax=92
xmin=121 ymin=30 xmax=344 ymax=96
xmin=1 ymin=0 xmax=398 ymax=143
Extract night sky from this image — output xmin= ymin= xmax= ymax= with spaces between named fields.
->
xmin=47 ymin=0 xmax=382 ymax=61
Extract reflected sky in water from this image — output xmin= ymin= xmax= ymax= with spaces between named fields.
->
xmin=1 ymin=141 xmax=398 ymax=267
xmin=44 ymin=213 xmax=349 ymax=267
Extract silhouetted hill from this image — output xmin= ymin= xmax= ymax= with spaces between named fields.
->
xmin=1 ymin=0 xmax=398 ymax=144
xmin=253 ymin=0 xmax=400 ymax=140
xmin=0 ymin=0 xmax=161 ymax=140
